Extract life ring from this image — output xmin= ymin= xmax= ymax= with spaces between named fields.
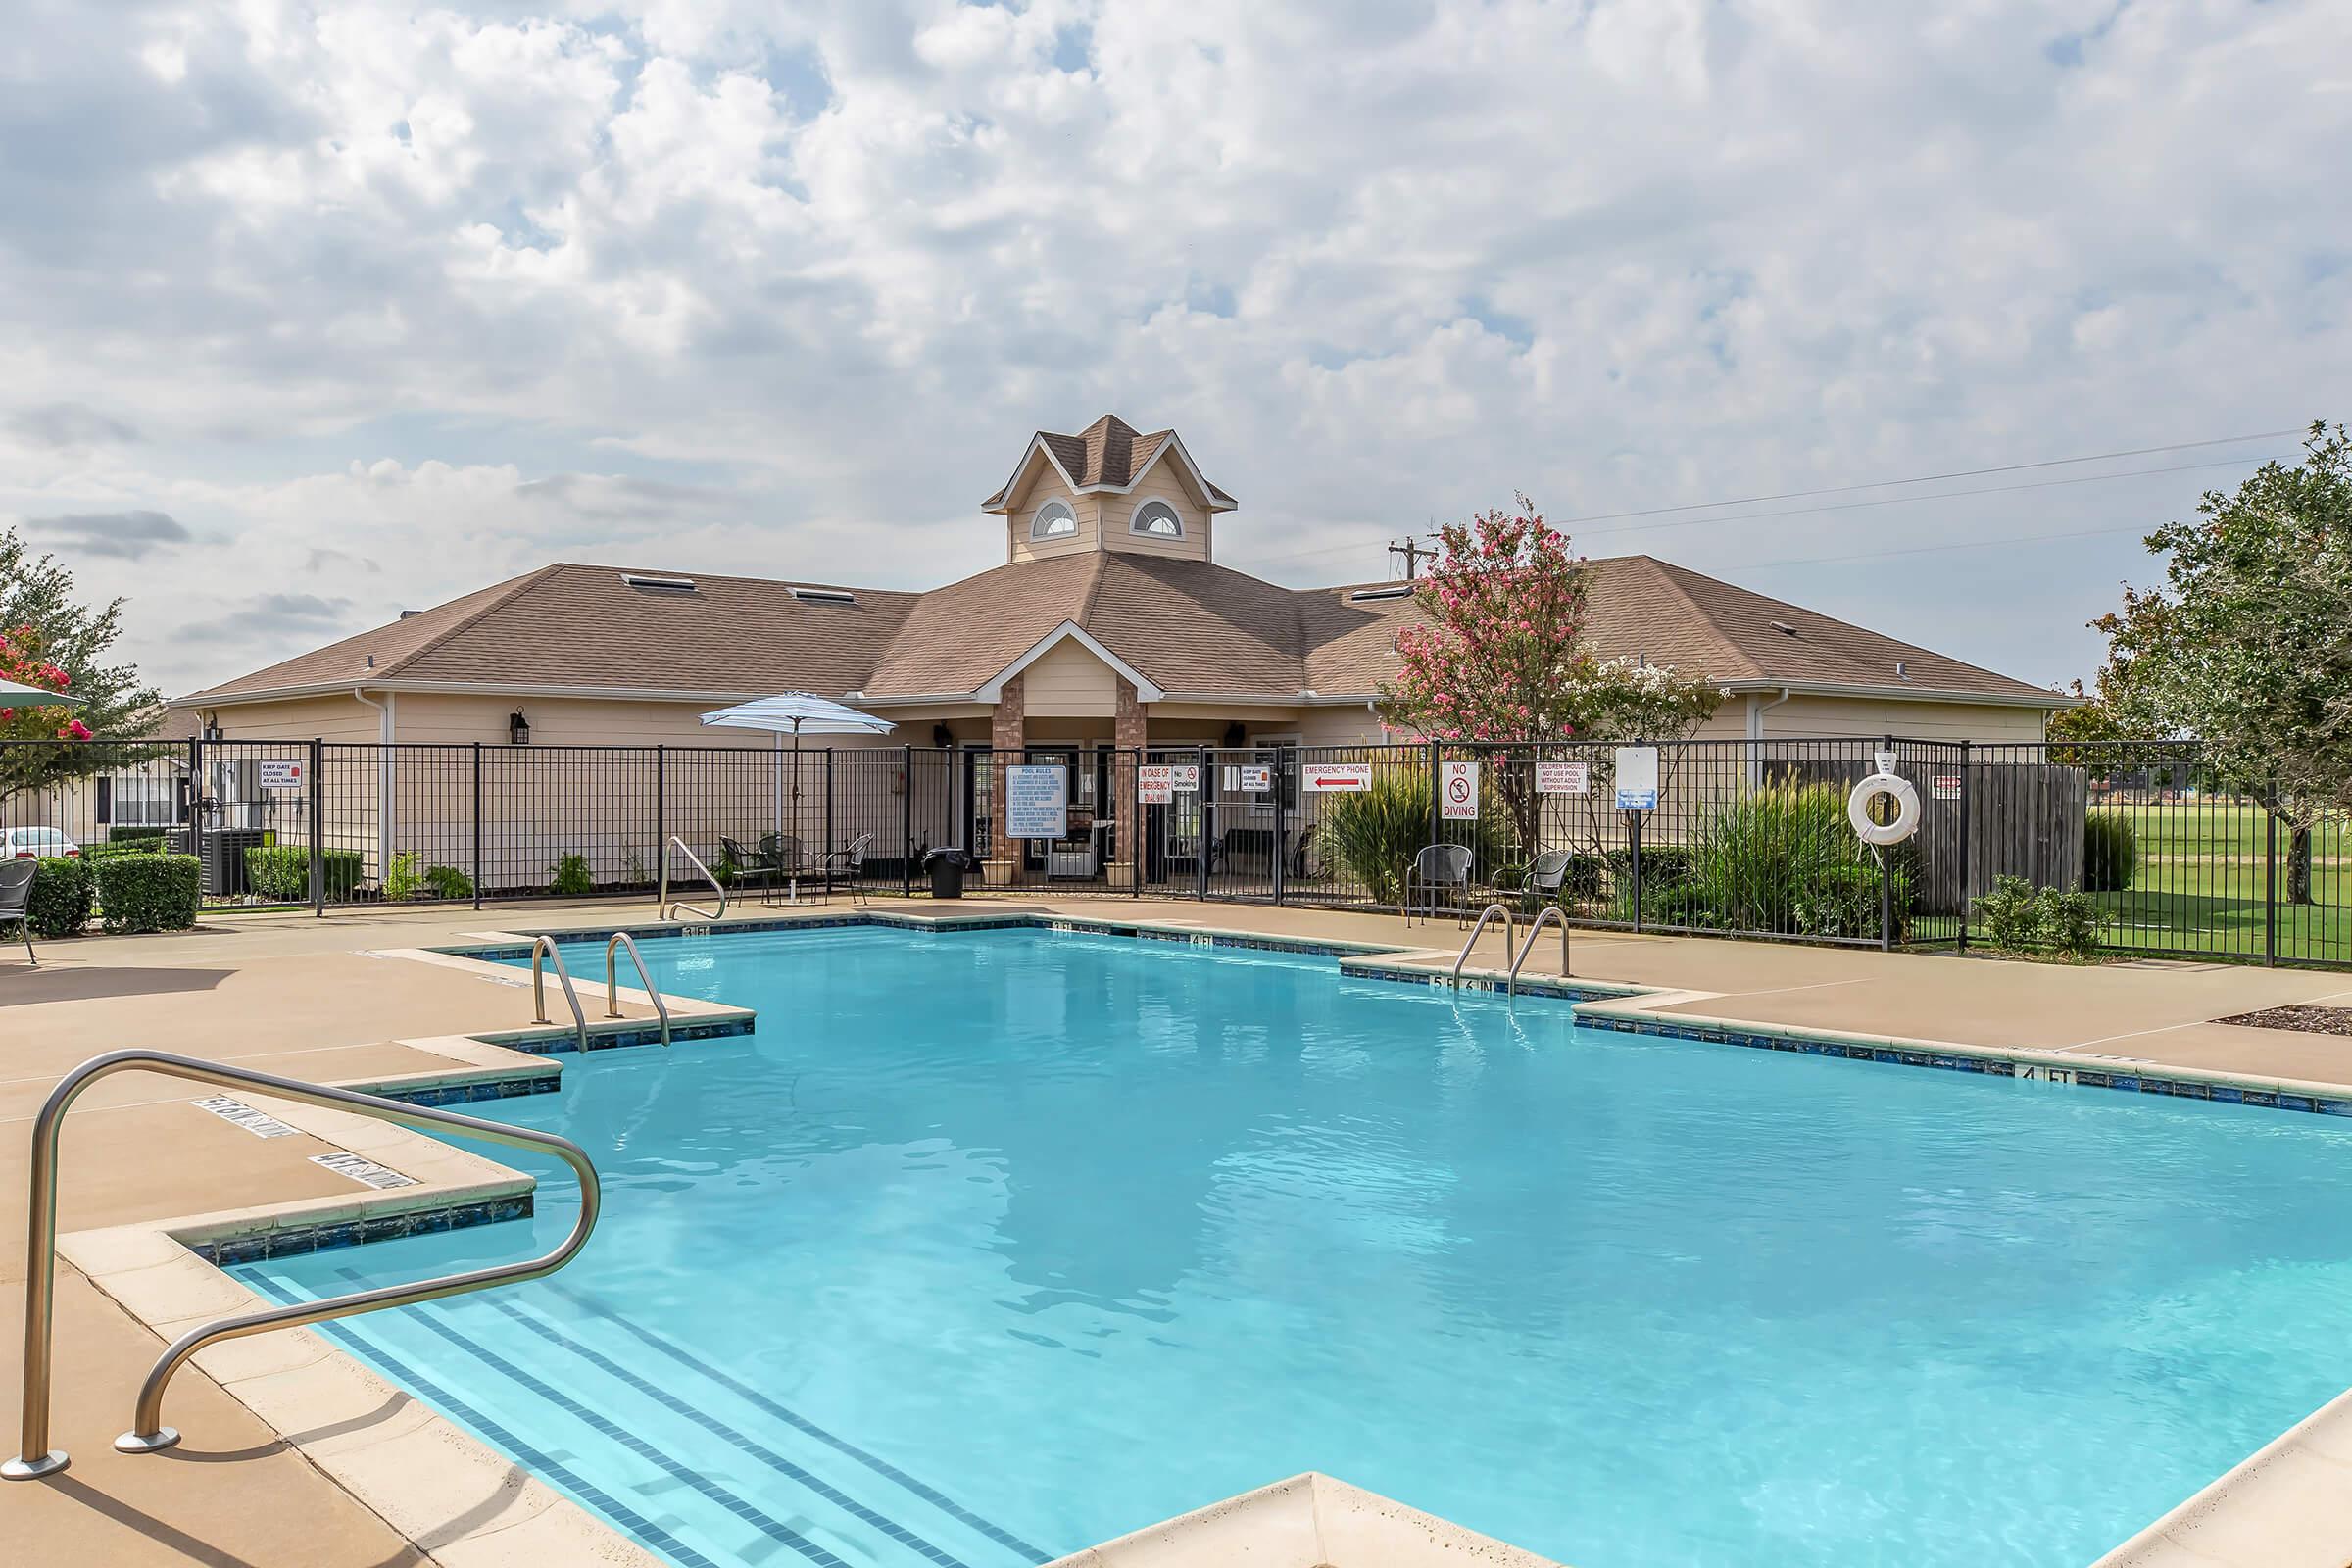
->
xmin=1848 ymin=772 xmax=1921 ymax=846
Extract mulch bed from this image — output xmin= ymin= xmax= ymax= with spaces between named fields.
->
xmin=2216 ymin=1004 xmax=2352 ymax=1036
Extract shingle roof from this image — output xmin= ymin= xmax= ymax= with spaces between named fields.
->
xmin=982 ymin=415 xmax=1236 ymax=510
xmin=183 ymin=554 xmax=2058 ymax=710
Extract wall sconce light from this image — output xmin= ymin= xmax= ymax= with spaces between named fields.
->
xmin=1222 ymin=721 xmax=1247 ymax=748
xmin=932 ymin=722 xmax=954 ymax=749
xmin=508 ymin=710 xmax=531 ymax=746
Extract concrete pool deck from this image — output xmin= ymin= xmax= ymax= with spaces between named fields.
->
xmin=3 ymin=893 xmax=2350 ymax=1566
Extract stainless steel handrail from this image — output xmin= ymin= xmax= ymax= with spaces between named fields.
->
xmin=604 ymin=932 xmax=669 ymax=1048
xmin=1509 ymin=905 xmax=1570 ymax=996
xmin=1452 ymin=903 xmax=1516 ymax=987
xmin=659 ymin=835 xmax=727 ymax=921
xmin=529 ymin=935 xmax=589 ymax=1052
xmin=5 ymin=1049 xmax=600 ymax=1481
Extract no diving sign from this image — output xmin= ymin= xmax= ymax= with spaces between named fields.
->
xmin=1440 ymin=760 xmax=1480 ymax=820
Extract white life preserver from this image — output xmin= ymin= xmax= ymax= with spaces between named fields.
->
xmin=1848 ymin=772 xmax=1921 ymax=846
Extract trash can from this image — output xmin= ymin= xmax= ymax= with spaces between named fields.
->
xmin=923 ymin=848 xmax=970 ymax=899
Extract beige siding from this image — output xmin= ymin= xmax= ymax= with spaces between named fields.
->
xmin=1757 ymin=694 xmax=2051 ymax=743
xmin=202 ymin=694 xmax=383 ymax=742
xmin=1021 ymin=639 xmax=1117 ymax=717
xmin=1294 ymin=705 xmax=1386 ymax=746
xmin=1005 ymin=469 xmax=1099 ymax=564
xmin=1102 ymin=465 xmax=1212 ymax=563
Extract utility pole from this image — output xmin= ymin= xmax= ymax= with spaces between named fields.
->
xmin=1389 ymin=535 xmax=1433 ymax=580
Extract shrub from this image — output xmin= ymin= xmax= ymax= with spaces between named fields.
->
xmin=1323 ymin=774 xmax=1506 ymax=905
xmin=549 ymin=854 xmax=594 ymax=897
xmin=243 ymin=845 xmax=365 ymax=901
xmin=96 ymin=854 xmax=201 ymax=933
xmin=1973 ymin=874 xmax=2103 ymax=959
xmin=383 ymin=852 xmax=425 ymax=902
xmin=107 ymin=825 xmax=171 ymax=845
xmin=1614 ymin=784 xmax=1918 ymax=941
xmin=422 ymin=864 xmax=474 ymax=900
xmin=82 ymin=838 xmax=162 ymax=862
xmin=25 ymin=856 xmax=96 ymax=938
xmin=2082 ymin=809 xmax=2138 ymax=893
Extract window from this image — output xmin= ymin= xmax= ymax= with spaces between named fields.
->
xmin=1130 ymin=500 xmax=1183 ymax=538
xmin=107 ymin=770 xmax=183 ymax=826
xmin=1030 ymin=501 xmax=1077 ymax=540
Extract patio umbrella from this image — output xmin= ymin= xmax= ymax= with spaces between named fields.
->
xmin=0 ymin=677 xmax=78 ymax=707
xmin=700 ymin=693 xmax=894 ymax=887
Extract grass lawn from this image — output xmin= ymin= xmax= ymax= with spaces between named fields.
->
xmin=2085 ymin=799 xmax=2350 ymax=963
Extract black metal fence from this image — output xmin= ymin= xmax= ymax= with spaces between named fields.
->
xmin=1 ymin=735 xmax=2342 ymax=967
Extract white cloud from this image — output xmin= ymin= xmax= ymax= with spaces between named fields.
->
xmin=0 ymin=0 xmax=2346 ymax=699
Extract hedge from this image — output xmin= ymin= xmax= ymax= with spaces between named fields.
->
xmin=2082 ymin=809 xmax=2138 ymax=893
xmin=83 ymin=838 xmax=163 ymax=862
xmin=244 ymin=845 xmax=365 ymax=901
xmin=25 ymin=857 xmax=96 ymax=939
xmin=107 ymin=825 xmax=171 ymax=845
xmin=96 ymin=855 xmax=201 ymax=933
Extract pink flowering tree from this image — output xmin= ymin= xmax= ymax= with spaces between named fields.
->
xmin=1378 ymin=497 xmax=1718 ymax=856
xmin=1 ymin=526 xmax=162 ymax=801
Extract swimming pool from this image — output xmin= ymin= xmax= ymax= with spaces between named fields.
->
xmin=241 ymin=925 xmax=2352 ymax=1567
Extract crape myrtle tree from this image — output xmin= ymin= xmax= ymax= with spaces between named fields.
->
xmin=0 ymin=525 xmax=164 ymax=803
xmin=2075 ymin=421 xmax=2352 ymax=904
xmin=1377 ymin=497 xmax=1717 ymax=858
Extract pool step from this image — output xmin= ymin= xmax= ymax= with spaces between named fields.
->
xmin=307 ymin=1268 xmax=1047 ymax=1568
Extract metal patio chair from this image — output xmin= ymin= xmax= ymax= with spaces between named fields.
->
xmin=1519 ymin=849 xmax=1574 ymax=910
xmin=1403 ymin=843 xmax=1475 ymax=926
xmin=0 ymin=858 xmax=37 ymax=966
xmin=823 ymin=833 xmax=875 ymax=905
xmin=719 ymin=836 xmax=781 ymax=903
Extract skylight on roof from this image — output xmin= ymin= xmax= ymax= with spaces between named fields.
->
xmin=1349 ymin=585 xmax=1413 ymax=602
xmin=790 ymin=587 xmax=857 ymax=605
xmin=621 ymin=572 xmax=698 ymax=594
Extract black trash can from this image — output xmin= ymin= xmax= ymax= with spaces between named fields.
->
xmin=923 ymin=848 xmax=970 ymax=899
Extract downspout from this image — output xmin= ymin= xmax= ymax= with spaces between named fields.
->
xmin=352 ymin=687 xmax=394 ymax=883
xmin=1745 ymin=687 xmax=1792 ymax=789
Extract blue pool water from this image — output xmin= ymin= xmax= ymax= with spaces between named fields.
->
xmin=242 ymin=927 xmax=2352 ymax=1568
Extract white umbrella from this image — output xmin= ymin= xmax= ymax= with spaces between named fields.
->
xmin=700 ymin=693 xmax=893 ymax=896
xmin=0 ymin=677 xmax=77 ymax=708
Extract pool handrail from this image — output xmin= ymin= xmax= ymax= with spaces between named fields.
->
xmin=5 ymin=1049 xmax=601 ymax=1481
xmin=604 ymin=932 xmax=670 ymax=1047
xmin=1453 ymin=903 xmax=1516 ymax=987
xmin=529 ymin=935 xmax=590 ymax=1053
xmin=1508 ymin=905 xmax=1570 ymax=996
xmin=659 ymin=835 xmax=727 ymax=921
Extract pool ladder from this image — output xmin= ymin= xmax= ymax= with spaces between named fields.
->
xmin=659 ymin=835 xmax=728 ymax=921
xmin=6 ymin=1050 xmax=601 ymax=1481
xmin=1451 ymin=903 xmax=1572 ymax=995
xmin=530 ymin=934 xmax=670 ymax=1049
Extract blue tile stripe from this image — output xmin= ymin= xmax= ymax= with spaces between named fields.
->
xmin=477 ymin=1294 xmax=1003 ymax=1568
xmin=187 ymin=1195 xmax=531 ymax=1266
xmin=324 ymin=1270 xmax=859 ymax=1568
xmin=242 ymin=1271 xmax=729 ymax=1568
xmin=1575 ymin=1012 xmax=2352 ymax=1118
xmin=548 ymin=1281 xmax=1053 ymax=1564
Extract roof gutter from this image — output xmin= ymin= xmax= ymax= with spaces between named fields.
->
xmin=1715 ymin=679 xmax=2079 ymax=710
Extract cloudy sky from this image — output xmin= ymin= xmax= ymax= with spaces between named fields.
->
xmin=2 ymin=0 xmax=2345 ymax=701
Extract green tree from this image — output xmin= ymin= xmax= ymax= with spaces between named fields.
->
xmin=2080 ymin=421 xmax=2352 ymax=903
xmin=0 ymin=525 xmax=165 ymax=802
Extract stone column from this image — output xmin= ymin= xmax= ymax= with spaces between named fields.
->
xmin=987 ymin=674 xmax=1025 ymax=885
xmin=1108 ymin=678 xmax=1146 ymax=888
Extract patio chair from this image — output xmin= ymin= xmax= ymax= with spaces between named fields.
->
xmin=0 ymin=858 xmax=35 ymax=966
xmin=1519 ymin=849 xmax=1574 ymax=909
xmin=823 ymin=833 xmax=875 ymax=905
xmin=1403 ymin=843 xmax=1476 ymax=926
xmin=719 ymin=836 xmax=781 ymax=903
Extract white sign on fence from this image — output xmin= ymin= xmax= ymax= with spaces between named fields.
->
xmin=1440 ymin=760 xmax=1480 ymax=820
xmin=1138 ymin=764 xmax=1174 ymax=805
xmin=1301 ymin=762 xmax=1372 ymax=793
xmin=1613 ymin=746 xmax=1659 ymax=811
xmin=258 ymin=760 xmax=306 ymax=791
xmin=1933 ymin=774 xmax=1964 ymax=801
xmin=1240 ymin=764 xmax=1272 ymax=794
xmin=1536 ymin=760 xmax=1590 ymax=796
xmin=1167 ymin=763 xmax=1200 ymax=791
xmin=1004 ymin=764 xmax=1068 ymax=839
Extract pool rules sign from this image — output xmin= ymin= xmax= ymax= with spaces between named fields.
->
xmin=1440 ymin=760 xmax=1480 ymax=820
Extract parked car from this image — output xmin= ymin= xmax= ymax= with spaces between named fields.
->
xmin=2 ymin=826 xmax=80 ymax=858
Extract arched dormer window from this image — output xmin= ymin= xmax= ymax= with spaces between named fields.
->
xmin=1131 ymin=500 xmax=1183 ymax=539
xmin=1030 ymin=500 xmax=1077 ymax=541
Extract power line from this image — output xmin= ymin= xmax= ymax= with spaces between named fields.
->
xmin=1727 ymin=521 xmax=2145 ymax=573
xmin=1553 ymin=428 xmax=2297 ymax=526
xmin=1224 ymin=444 xmax=2283 ymax=570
